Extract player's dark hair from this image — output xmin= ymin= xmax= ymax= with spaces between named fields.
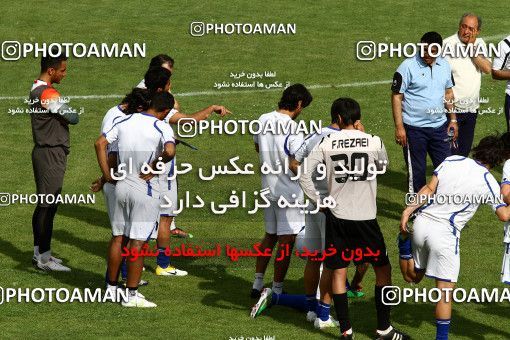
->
xmin=330 ymin=97 xmax=361 ymax=126
xmin=149 ymin=92 xmax=175 ymax=113
xmin=420 ymin=31 xmax=443 ymax=47
xmin=472 ymin=134 xmax=506 ymax=169
xmin=149 ymin=54 xmax=174 ymax=69
xmin=121 ymin=88 xmax=151 ymax=114
xmin=41 ymin=47 xmax=68 ymax=73
xmin=144 ymin=66 xmax=172 ymax=94
xmin=278 ymin=84 xmax=312 ymax=111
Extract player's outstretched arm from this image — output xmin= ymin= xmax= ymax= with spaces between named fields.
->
xmin=492 ymin=69 xmax=510 ymax=80
xmin=167 ymin=105 xmax=232 ymax=125
xmin=400 ymin=175 xmax=439 ymax=235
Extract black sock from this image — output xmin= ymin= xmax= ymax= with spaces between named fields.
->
xmin=39 ymin=205 xmax=58 ymax=254
xmin=32 ymin=206 xmax=42 ymax=247
xmin=375 ymin=285 xmax=391 ymax=330
xmin=107 ymin=279 xmax=118 ymax=287
xmin=127 ymin=287 xmax=138 ymax=296
xmin=333 ymin=293 xmax=351 ymax=333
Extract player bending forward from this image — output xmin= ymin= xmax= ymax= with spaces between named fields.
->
xmin=398 ymin=134 xmax=510 ymax=340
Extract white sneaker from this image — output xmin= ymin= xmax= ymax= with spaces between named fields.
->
xmin=37 ymin=258 xmax=71 ymax=272
xmin=314 ymin=316 xmax=340 ymax=329
xmin=121 ymin=292 xmax=156 ymax=308
xmin=155 ymin=265 xmax=188 ymax=276
xmin=32 ymin=255 xmax=63 ymax=265
xmin=306 ymin=311 xmax=317 ymax=322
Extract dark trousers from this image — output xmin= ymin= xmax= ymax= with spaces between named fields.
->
xmin=451 ymin=111 xmax=477 ymax=157
xmin=403 ymin=123 xmax=451 ymax=193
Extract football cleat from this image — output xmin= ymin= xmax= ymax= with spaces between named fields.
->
xmin=121 ymin=292 xmax=156 ymax=308
xmin=250 ymin=288 xmax=272 ymax=318
xmin=347 ymin=289 xmax=365 ymax=298
xmin=36 ymin=258 xmax=71 ymax=272
xmin=155 ymin=265 xmax=188 ymax=276
xmin=33 ymin=255 xmax=63 ymax=265
xmin=375 ymin=326 xmax=410 ymax=340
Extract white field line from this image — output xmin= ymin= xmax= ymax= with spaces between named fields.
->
xmin=0 ymin=34 xmax=505 ymax=101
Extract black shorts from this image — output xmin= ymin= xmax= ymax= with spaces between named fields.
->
xmin=32 ymin=146 xmax=67 ymax=207
xmin=324 ymin=210 xmax=390 ymax=270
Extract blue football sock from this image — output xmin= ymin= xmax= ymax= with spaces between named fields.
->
xmin=398 ymin=233 xmax=412 ymax=259
xmin=156 ymin=247 xmax=171 ymax=268
xmin=316 ymin=301 xmax=331 ymax=321
xmin=436 ymin=319 xmax=450 ymax=340
xmin=346 ymin=279 xmax=351 ymax=291
xmin=271 ymin=293 xmax=308 ymax=311
xmin=306 ymin=294 xmax=317 ymax=313
xmin=121 ymin=258 xmax=127 ymax=280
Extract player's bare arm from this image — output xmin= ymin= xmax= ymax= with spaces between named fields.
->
xmin=139 ymin=142 xmax=176 ymax=181
xmin=492 ymin=69 xmax=510 ymax=80
xmin=400 ymin=175 xmax=439 ymax=235
xmin=168 ymin=105 xmax=232 ymax=124
xmin=94 ymin=135 xmax=113 ymax=183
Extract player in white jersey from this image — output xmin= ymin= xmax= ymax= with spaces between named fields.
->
xmin=91 ymin=88 xmax=152 ymax=288
xmin=500 ymin=148 xmax=510 ymax=285
xmin=298 ymin=98 xmax=408 ymax=340
xmin=491 ymin=35 xmax=510 ymax=130
xmin=398 ymin=135 xmax=510 ymax=340
xmin=140 ymin=61 xmax=231 ymax=276
xmin=95 ymin=92 xmax=177 ymax=308
xmin=249 ymin=84 xmax=312 ymax=303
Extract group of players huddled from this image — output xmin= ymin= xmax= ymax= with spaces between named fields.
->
xmin=28 ymin=47 xmax=510 ymax=339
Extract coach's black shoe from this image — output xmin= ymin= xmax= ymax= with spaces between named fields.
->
xmin=250 ymin=288 xmax=262 ymax=299
xmin=340 ymin=330 xmax=354 ymax=339
xmin=375 ymin=326 xmax=410 ymax=340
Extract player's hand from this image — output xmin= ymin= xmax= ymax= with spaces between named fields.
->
xmin=400 ymin=213 xmax=409 ymax=236
xmin=212 ymin=105 xmax=231 ymax=117
xmin=139 ymin=172 xmax=156 ymax=182
xmin=90 ymin=177 xmax=105 ymax=192
xmin=354 ymin=120 xmax=365 ymax=132
xmin=395 ymin=126 xmax=407 ymax=147
xmin=447 ymin=121 xmax=458 ymax=141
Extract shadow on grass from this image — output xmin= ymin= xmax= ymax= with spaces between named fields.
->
xmin=57 ymin=204 xmax=110 ymax=229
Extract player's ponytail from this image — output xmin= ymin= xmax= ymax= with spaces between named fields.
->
xmin=121 ymin=88 xmax=151 ymax=114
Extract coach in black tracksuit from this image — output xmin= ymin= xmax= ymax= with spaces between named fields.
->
xmin=30 ymin=51 xmax=78 ymax=271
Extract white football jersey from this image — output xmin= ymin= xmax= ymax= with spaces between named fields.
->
xmin=299 ymin=129 xmax=388 ymax=220
xmin=501 ymin=160 xmax=510 ymax=232
xmin=103 ymin=112 xmax=175 ymax=197
xmin=294 ymin=125 xmax=342 ymax=198
xmin=253 ymin=110 xmax=305 ymax=202
xmin=419 ymin=156 xmax=505 ymax=233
